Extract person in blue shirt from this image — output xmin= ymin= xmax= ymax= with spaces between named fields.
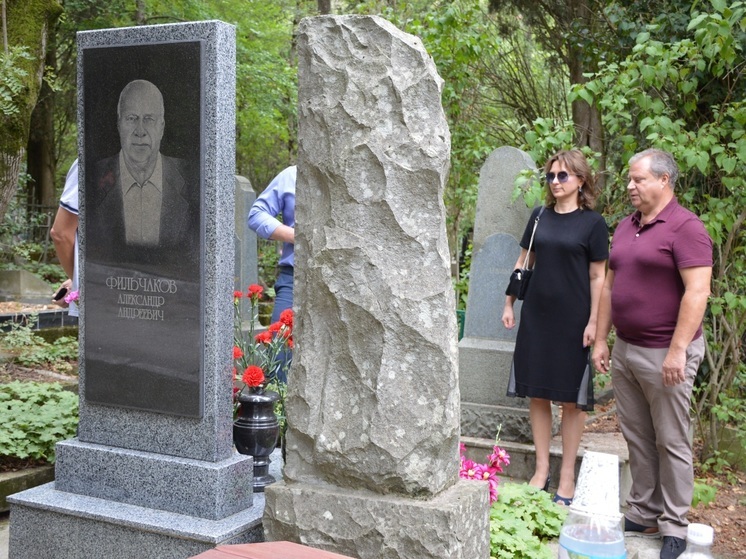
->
xmin=248 ymin=165 xmax=296 ymax=325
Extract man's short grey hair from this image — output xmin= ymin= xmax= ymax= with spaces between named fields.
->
xmin=629 ymin=148 xmax=679 ymax=186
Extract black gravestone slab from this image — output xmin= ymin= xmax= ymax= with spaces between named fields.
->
xmin=82 ymin=41 xmax=203 ymax=417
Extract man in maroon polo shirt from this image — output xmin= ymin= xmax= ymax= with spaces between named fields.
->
xmin=592 ymin=149 xmax=712 ymax=559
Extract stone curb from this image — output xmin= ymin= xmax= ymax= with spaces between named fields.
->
xmin=0 ymin=465 xmax=54 ymax=513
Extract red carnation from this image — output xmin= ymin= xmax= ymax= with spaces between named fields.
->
xmin=268 ymin=321 xmax=282 ymax=334
xmin=254 ymin=331 xmax=272 ymax=344
xmin=247 ymin=284 xmax=263 ymax=301
xmin=233 ymin=290 xmax=243 ymax=300
xmin=287 ymin=337 xmax=294 ymax=350
xmin=242 ymin=365 xmax=265 ymax=387
xmin=233 ymin=346 xmax=244 ymax=360
xmin=279 ymin=309 xmax=294 ymax=328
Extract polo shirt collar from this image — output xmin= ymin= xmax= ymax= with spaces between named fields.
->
xmin=631 ymin=196 xmax=679 ymax=227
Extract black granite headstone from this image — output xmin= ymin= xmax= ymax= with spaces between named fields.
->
xmin=82 ymin=41 xmax=204 ymax=417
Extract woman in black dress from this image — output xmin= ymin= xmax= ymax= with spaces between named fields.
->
xmin=502 ymin=149 xmax=608 ymax=505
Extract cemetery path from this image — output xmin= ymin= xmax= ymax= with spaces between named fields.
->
xmin=586 ymin=400 xmax=746 ymax=558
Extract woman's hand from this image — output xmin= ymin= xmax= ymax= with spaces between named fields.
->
xmin=502 ymin=300 xmax=516 ymax=329
xmin=582 ymin=322 xmax=596 ymax=347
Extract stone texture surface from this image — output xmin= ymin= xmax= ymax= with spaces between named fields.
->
xmin=8 ymin=483 xmax=264 ymax=559
xmin=264 ymin=479 xmax=489 ymax=559
xmin=287 ymin=15 xmax=458 ymax=497
xmin=54 ymin=439 xmax=253 ymax=520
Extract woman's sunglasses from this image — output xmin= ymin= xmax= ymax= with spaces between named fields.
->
xmin=545 ymin=171 xmax=574 ymax=183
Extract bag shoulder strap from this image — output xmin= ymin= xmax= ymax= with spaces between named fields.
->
xmin=521 ymin=206 xmax=546 ymax=270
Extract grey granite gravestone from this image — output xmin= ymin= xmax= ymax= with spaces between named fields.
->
xmin=234 ymin=174 xmax=259 ymax=319
xmin=8 ymin=21 xmax=264 ymax=559
xmin=262 ymin=15 xmax=489 ymax=559
xmin=459 ymin=146 xmax=537 ymax=442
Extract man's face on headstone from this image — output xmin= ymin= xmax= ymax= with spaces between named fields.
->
xmin=118 ymin=82 xmax=165 ymax=167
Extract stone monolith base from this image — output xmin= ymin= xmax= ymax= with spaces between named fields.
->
xmin=264 ymin=479 xmax=489 ymax=559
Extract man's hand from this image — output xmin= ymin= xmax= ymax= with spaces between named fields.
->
xmin=592 ymin=340 xmax=610 ymax=373
xmin=662 ymin=347 xmax=687 ymax=386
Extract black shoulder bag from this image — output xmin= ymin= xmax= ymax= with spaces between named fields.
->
xmin=505 ymin=206 xmax=545 ymax=300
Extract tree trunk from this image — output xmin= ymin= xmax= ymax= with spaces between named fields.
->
xmin=0 ymin=0 xmax=63 ymax=224
xmin=27 ymin=44 xmax=57 ymax=224
xmin=317 ymin=0 xmax=332 ymax=14
xmin=567 ymin=0 xmax=606 ymax=187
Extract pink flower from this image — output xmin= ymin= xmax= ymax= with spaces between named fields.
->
xmin=459 ymin=439 xmax=509 ymax=504
xmin=64 ymin=290 xmax=79 ymax=304
xmin=488 ymin=446 xmax=511 ymax=472
xmin=460 ymin=458 xmax=479 ymax=480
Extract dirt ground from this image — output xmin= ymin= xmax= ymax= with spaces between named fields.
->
xmin=0 ymin=302 xmax=59 ymax=314
xmin=586 ymin=404 xmax=746 ymax=558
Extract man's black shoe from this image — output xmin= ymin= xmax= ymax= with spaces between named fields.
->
xmin=624 ymin=516 xmax=660 ymax=538
xmin=660 ymin=536 xmax=687 ymax=559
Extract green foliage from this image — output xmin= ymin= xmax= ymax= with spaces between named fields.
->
xmin=489 ymin=482 xmax=566 ymax=559
xmin=692 ymin=477 xmax=719 ymax=508
xmin=453 ymin=240 xmax=472 ymax=310
xmin=0 ymin=315 xmax=78 ymax=373
xmin=523 ymin=0 xmax=746 ymax=466
xmin=0 ymin=46 xmax=34 ymax=117
xmin=0 ymin=381 xmax=79 ymax=462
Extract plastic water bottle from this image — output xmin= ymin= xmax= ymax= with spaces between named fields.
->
xmin=558 ymin=509 xmax=626 ymax=559
xmin=680 ymin=523 xmax=715 ymax=558
xmin=558 ymin=451 xmax=626 ymax=558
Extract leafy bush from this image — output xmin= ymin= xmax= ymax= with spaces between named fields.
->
xmin=490 ymin=482 xmax=567 ymax=559
xmin=692 ymin=477 xmax=719 ymax=508
xmin=0 ymin=381 xmax=79 ymax=462
xmin=0 ymin=314 xmax=78 ymax=373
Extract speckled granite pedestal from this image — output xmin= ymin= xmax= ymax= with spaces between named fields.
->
xmin=7 ymin=19 xmax=255 ymax=559
xmin=8 ymin=450 xmax=284 ymax=559
xmin=9 ymin=482 xmax=264 ymax=559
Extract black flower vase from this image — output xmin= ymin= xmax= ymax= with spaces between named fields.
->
xmin=233 ymin=387 xmax=280 ymax=492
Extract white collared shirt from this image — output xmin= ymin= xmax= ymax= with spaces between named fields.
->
xmin=120 ymin=151 xmax=163 ymax=246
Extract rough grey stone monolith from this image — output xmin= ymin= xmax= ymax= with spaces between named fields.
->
xmin=263 ymin=15 xmax=489 ymax=559
xmin=459 ymin=146 xmax=537 ymax=442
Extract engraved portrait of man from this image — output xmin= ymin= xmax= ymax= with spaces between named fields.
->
xmin=86 ymin=79 xmax=199 ymax=277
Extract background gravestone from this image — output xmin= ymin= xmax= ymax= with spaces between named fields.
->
xmin=8 ymin=21 xmax=267 ymax=559
xmin=263 ymin=15 xmax=489 ymax=559
xmin=234 ymin=174 xmax=258 ymax=319
xmin=459 ymin=146 xmax=536 ymax=441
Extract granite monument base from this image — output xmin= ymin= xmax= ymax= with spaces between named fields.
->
xmin=461 ymin=401 xmax=533 ymax=442
xmin=53 ymin=439 xmax=253 ymax=519
xmin=263 ymin=479 xmax=490 ymax=559
xmin=459 ymin=337 xmax=559 ymax=442
xmin=9 ymin=483 xmax=264 ymax=559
